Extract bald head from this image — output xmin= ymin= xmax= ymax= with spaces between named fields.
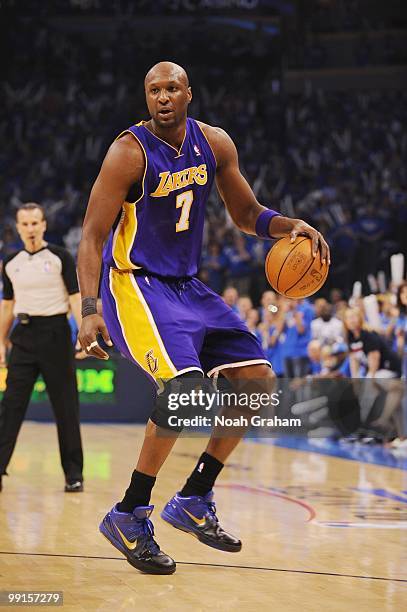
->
xmin=144 ymin=61 xmax=192 ymax=128
xmin=145 ymin=62 xmax=189 ymax=88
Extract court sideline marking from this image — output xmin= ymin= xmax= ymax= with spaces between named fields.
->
xmin=0 ymin=551 xmax=406 ymax=583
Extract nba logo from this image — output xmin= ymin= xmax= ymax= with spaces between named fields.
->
xmin=194 ymin=144 xmax=201 ymax=156
xmin=44 ymin=260 xmax=52 ymax=273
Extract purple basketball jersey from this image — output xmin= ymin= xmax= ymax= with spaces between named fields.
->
xmin=103 ymin=118 xmax=216 ymax=277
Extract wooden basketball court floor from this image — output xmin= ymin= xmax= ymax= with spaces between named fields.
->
xmin=0 ymin=423 xmax=405 ymax=611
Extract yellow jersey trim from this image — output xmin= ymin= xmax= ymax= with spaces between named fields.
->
xmin=196 ymin=121 xmax=217 ymax=168
xmin=111 ymin=129 xmax=147 ymax=269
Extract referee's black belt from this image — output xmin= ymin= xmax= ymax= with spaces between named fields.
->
xmin=17 ymin=313 xmax=68 ymax=326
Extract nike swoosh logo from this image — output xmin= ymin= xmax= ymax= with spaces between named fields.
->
xmin=116 ymin=526 xmax=138 ymax=550
xmin=182 ymin=508 xmax=206 ymax=526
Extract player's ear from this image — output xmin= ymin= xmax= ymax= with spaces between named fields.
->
xmin=187 ymin=86 xmax=192 ymax=104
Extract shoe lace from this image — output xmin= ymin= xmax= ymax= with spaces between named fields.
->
xmin=206 ymin=501 xmax=219 ymax=523
xmin=141 ymin=518 xmax=160 ymax=555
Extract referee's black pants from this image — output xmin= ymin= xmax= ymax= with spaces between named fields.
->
xmin=0 ymin=315 xmax=83 ymax=482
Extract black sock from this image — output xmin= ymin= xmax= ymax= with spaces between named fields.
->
xmin=180 ymin=452 xmax=224 ymax=498
xmin=117 ymin=470 xmax=156 ymax=513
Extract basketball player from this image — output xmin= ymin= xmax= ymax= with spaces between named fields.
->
xmin=77 ymin=62 xmax=329 ymax=575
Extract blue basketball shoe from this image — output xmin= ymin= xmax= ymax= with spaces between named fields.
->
xmin=161 ymin=491 xmax=242 ymax=552
xmin=99 ymin=504 xmax=176 ymax=574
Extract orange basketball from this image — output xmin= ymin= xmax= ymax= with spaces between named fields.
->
xmin=265 ymin=236 xmax=329 ymax=298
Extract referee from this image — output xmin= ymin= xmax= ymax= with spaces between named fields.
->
xmin=0 ymin=203 xmax=84 ymax=492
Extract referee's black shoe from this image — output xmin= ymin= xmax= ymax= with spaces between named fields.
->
xmin=64 ymin=479 xmax=84 ymax=493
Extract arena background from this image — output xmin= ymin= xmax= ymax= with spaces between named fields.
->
xmin=0 ymin=0 xmax=406 ymax=437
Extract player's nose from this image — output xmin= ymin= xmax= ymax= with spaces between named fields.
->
xmin=158 ymin=88 xmax=170 ymax=103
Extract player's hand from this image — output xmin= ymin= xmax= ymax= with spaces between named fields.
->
xmin=289 ymin=220 xmax=330 ymax=265
xmin=78 ymin=314 xmax=113 ymax=360
xmin=0 ymin=341 xmax=6 ymax=368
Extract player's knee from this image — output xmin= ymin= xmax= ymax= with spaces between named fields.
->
xmin=150 ymin=371 xmax=204 ymax=432
xmin=255 ymin=364 xmax=276 ymax=382
xmin=223 ymin=364 xmax=276 ymax=395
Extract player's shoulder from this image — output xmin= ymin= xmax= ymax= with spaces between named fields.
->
xmin=101 ymin=129 xmax=145 ymax=182
xmin=196 ymin=121 xmax=236 ymax=166
xmin=105 ymin=130 xmax=146 ymax=170
xmin=111 ymin=130 xmax=145 ymax=156
xmin=196 ymin=121 xmax=232 ymax=144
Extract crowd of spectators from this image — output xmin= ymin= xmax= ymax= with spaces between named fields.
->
xmin=285 ymin=1 xmax=407 ymax=70
xmin=201 ymin=86 xmax=407 ymax=300
xmin=0 ymin=9 xmax=406 ymax=450
xmin=301 ymin=0 xmax=406 ymax=34
xmin=1 ymin=17 xmax=406 ymax=301
xmin=221 ymin=282 xmax=407 ymax=450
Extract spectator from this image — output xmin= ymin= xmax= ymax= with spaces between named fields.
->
xmin=395 ymin=282 xmax=407 ymax=442
xmin=281 ymin=299 xmax=313 ymax=377
xmin=259 ymin=290 xmax=278 ymax=321
xmin=223 ymin=233 xmax=252 ymax=295
xmin=246 ymin=309 xmax=262 ymax=344
xmin=344 ymin=308 xmax=402 ymax=379
xmin=222 ymin=286 xmax=239 ymax=313
xmin=237 ymin=296 xmax=253 ymax=322
xmin=378 ymin=294 xmax=399 ymax=348
xmin=201 ymin=242 xmax=226 ymax=294
xmin=344 ymin=307 xmax=404 ymax=437
xmin=311 ymin=302 xmax=344 ymax=345
xmin=258 ymin=308 xmax=285 ymax=377
xmin=307 ymin=339 xmax=322 ymax=375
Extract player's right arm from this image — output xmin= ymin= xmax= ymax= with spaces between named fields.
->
xmin=77 ymin=134 xmax=145 ymax=359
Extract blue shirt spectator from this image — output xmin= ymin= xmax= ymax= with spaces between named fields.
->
xmin=282 ymin=301 xmax=313 ymax=360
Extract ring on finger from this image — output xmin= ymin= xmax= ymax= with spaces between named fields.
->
xmin=86 ymin=340 xmax=98 ymax=351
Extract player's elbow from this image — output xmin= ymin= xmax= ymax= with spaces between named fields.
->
xmin=79 ymin=224 xmax=105 ymax=251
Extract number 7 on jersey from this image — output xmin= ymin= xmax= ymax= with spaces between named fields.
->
xmin=176 ymin=190 xmax=193 ymax=232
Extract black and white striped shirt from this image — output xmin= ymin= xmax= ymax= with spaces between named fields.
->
xmin=2 ymin=244 xmax=79 ymax=316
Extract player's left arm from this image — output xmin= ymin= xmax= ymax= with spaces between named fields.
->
xmin=204 ymin=125 xmax=330 ymax=264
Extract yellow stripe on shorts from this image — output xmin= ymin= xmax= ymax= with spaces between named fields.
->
xmin=110 ymin=269 xmax=177 ymax=380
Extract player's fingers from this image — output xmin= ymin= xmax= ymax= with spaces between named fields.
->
xmin=83 ymin=336 xmax=109 ymax=360
xmin=311 ymin=231 xmax=319 ymax=258
xmin=325 ymin=241 xmax=331 ymax=265
xmin=88 ymin=343 xmax=109 ymax=360
xmin=78 ymin=334 xmax=89 ymax=352
xmin=100 ymin=325 xmax=113 ymax=347
xmin=319 ymin=235 xmax=330 ymax=265
xmin=290 ymin=229 xmax=298 ymax=243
